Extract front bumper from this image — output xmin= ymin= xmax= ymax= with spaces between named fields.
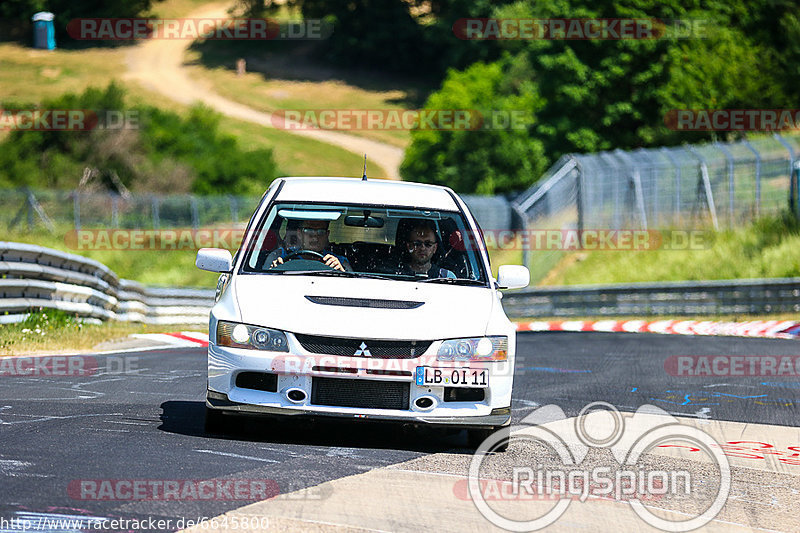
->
xmin=207 ymin=390 xmax=511 ymax=428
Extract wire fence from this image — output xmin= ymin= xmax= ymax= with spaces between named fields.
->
xmin=1 ymin=189 xmax=262 ymax=231
xmin=5 ymin=134 xmax=799 ymax=271
xmin=513 ymin=134 xmax=800 ymax=269
xmin=0 ymin=187 xmax=518 ymax=234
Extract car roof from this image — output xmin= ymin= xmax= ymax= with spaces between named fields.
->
xmin=273 ymin=177 xmax=460 ymax=211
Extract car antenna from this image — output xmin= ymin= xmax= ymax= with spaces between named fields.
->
xmin=362 ymin=154 xmax=368 ymax=181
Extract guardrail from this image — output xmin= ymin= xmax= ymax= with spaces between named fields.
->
xmin=4 ymin=241 xmax=799 ymax=325
xmin=502 ymin=278 xmax=800 ymax=318
xmin=0 ymin=242 xmax=214 ymax=325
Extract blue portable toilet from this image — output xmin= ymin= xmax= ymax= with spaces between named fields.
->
xmin=32 ymin=12 xmax=56 ymax=50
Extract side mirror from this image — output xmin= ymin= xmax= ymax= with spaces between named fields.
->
xmin=196 ymin=248 xmax=233 ymax=273
xmin=497 ymin=265 xmax=530 ymax=290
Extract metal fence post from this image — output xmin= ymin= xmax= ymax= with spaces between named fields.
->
xmin=73 ymin=191 xmax=81 ymax=231
xmin=686 ymin=145 xmax=719 ymax=230
xmin=774 ymin=134 xmax=797 ymax=216
xmin=599 ymin=153 xmax=625 ymax=229
xmin=229 ymin=195 xmax=239 ymax=225
xmin=191 ymin=196 xmax=200 ymax=230
xmin=741 ymin=139 xmax=761 ymax=217
xmin=575 ymin=159 xmax=584 ymax=235
xmin=151 ymin=195 xmax=160 ymax=230
xmin=774 ymin=133 xmax=796 ymax=181
xmin=714 ymin=141 xmax=736 ymax=227
xmin=111 ymin=194 xmax=119 ymax=228
xmin=613 ymin=150 xmax=648 ymax=230
xmin=26 ymin=190 xmax=34 ymax=230
xmin=660 ymin=148 xmax=681 ymax=222
xmin=792 ymin=161 xmax=800 ymax=220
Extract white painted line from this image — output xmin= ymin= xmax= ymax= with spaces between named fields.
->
xmin=193 ymin=449 xmax=280 ymax=463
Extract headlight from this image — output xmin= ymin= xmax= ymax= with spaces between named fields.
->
xmin=437 ymin=336 xmax=507 ymax=361
xmin=217 ymin=321 xmax=289 ymax=352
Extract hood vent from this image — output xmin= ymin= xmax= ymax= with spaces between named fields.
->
xmin=305 ymin=296 xmax=423 ymax=309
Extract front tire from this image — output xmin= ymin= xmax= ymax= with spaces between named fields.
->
xmin=204 ymin=407 xmax=230 ymax=435
xmin=467 ymin=426 xmax=510 ymax=452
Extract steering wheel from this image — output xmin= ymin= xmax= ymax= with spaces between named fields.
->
xmin=285 ymin=249 xmax=326 ymax=261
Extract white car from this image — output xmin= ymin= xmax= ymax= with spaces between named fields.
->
xmin=196 ymin=177 xmax=529 ymax=448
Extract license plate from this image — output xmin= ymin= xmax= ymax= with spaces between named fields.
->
xmin=415 ymin=366 xmax=489 ymax=388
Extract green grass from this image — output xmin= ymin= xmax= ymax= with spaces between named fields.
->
xmin=0 ymin=0 xmax=379 ymax=180
xmin=185 ymin=59 xmax=414 ymax=148
xmin=185 ymin=36 xmax=435 ymax=149
xmin=543 ymin=214 xmax=800 ymax=286
xmin=0 ymin=309 xmax=183 ymax=356
xmin=219 ymin=119 xmax=384 ymax=178
xmin=0 ymin=40 xmax=378 ymax=179
xmin=4 ymin=226 xmax=222 ymax=288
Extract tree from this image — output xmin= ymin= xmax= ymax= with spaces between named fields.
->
xmin=401 ymin=0 xmax=797 ymax=193
xmin=401 ymin=59 xmax=547 ymax=194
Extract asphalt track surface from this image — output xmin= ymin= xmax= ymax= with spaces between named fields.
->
xmin=1 ymin=332 xmax=799 ymax=532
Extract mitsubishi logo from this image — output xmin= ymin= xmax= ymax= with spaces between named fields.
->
xmin=354 ymin=342 xmax=372 ymax=357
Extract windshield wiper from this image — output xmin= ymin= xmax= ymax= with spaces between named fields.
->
xmin=280 ymin=270 xmax=394 ymax=280
xmin=418 ymin=277 xmax=486 ymax=286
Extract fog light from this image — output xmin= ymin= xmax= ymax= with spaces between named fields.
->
xmin=286 ymin=388 xmax=307 ymax=403
xmin=476 ymin=337 xmax=493 ymax=356
xmin=414 ymin=396 xmax=436 ymax=410
xmin=231 ymin=324 xmax=250 ymax=344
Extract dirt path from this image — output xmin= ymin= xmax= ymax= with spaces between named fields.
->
xmin=124 ymin=3 xmax=404 ymax=179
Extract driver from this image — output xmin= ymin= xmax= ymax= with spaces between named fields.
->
xmin=270 ymin=219 xmax=351 ymax=272
xmin=399 ymin=221 xmax=455 ymax=279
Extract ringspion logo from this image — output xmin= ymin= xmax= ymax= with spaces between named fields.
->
xmin=468 ymin=402 xmax=730 ymax=531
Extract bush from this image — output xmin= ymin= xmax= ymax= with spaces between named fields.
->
xmin=0 ymin=83 xmax=279 ymax=194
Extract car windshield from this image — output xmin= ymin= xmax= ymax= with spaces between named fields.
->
xmin=240 ymin=202 xmax=488 ymax=284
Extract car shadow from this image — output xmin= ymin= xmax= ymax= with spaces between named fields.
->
xmin=158 ymin=400 xmax=475 ymax=455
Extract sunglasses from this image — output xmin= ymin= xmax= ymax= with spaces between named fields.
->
xmin=301 ymin=228 xmax=328 ymax=235
xmin=411 ymin=240 xmax=436 ymax=248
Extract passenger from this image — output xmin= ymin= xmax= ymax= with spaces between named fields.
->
xmin=399 ymin=221 xmax=456 ymax=278
xmin=269 ymin=220 xmax=351 ymax=272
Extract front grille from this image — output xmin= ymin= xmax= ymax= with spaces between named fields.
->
xmin=235 ymin=372 xmax=278 ymax=392
xmin=311 ymin=377 xmax=409 ymax=410
xmin=305 ymin=296 xmax=423 ymax=309
xmin=295 ymin=333 xmax=431 ymax=359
